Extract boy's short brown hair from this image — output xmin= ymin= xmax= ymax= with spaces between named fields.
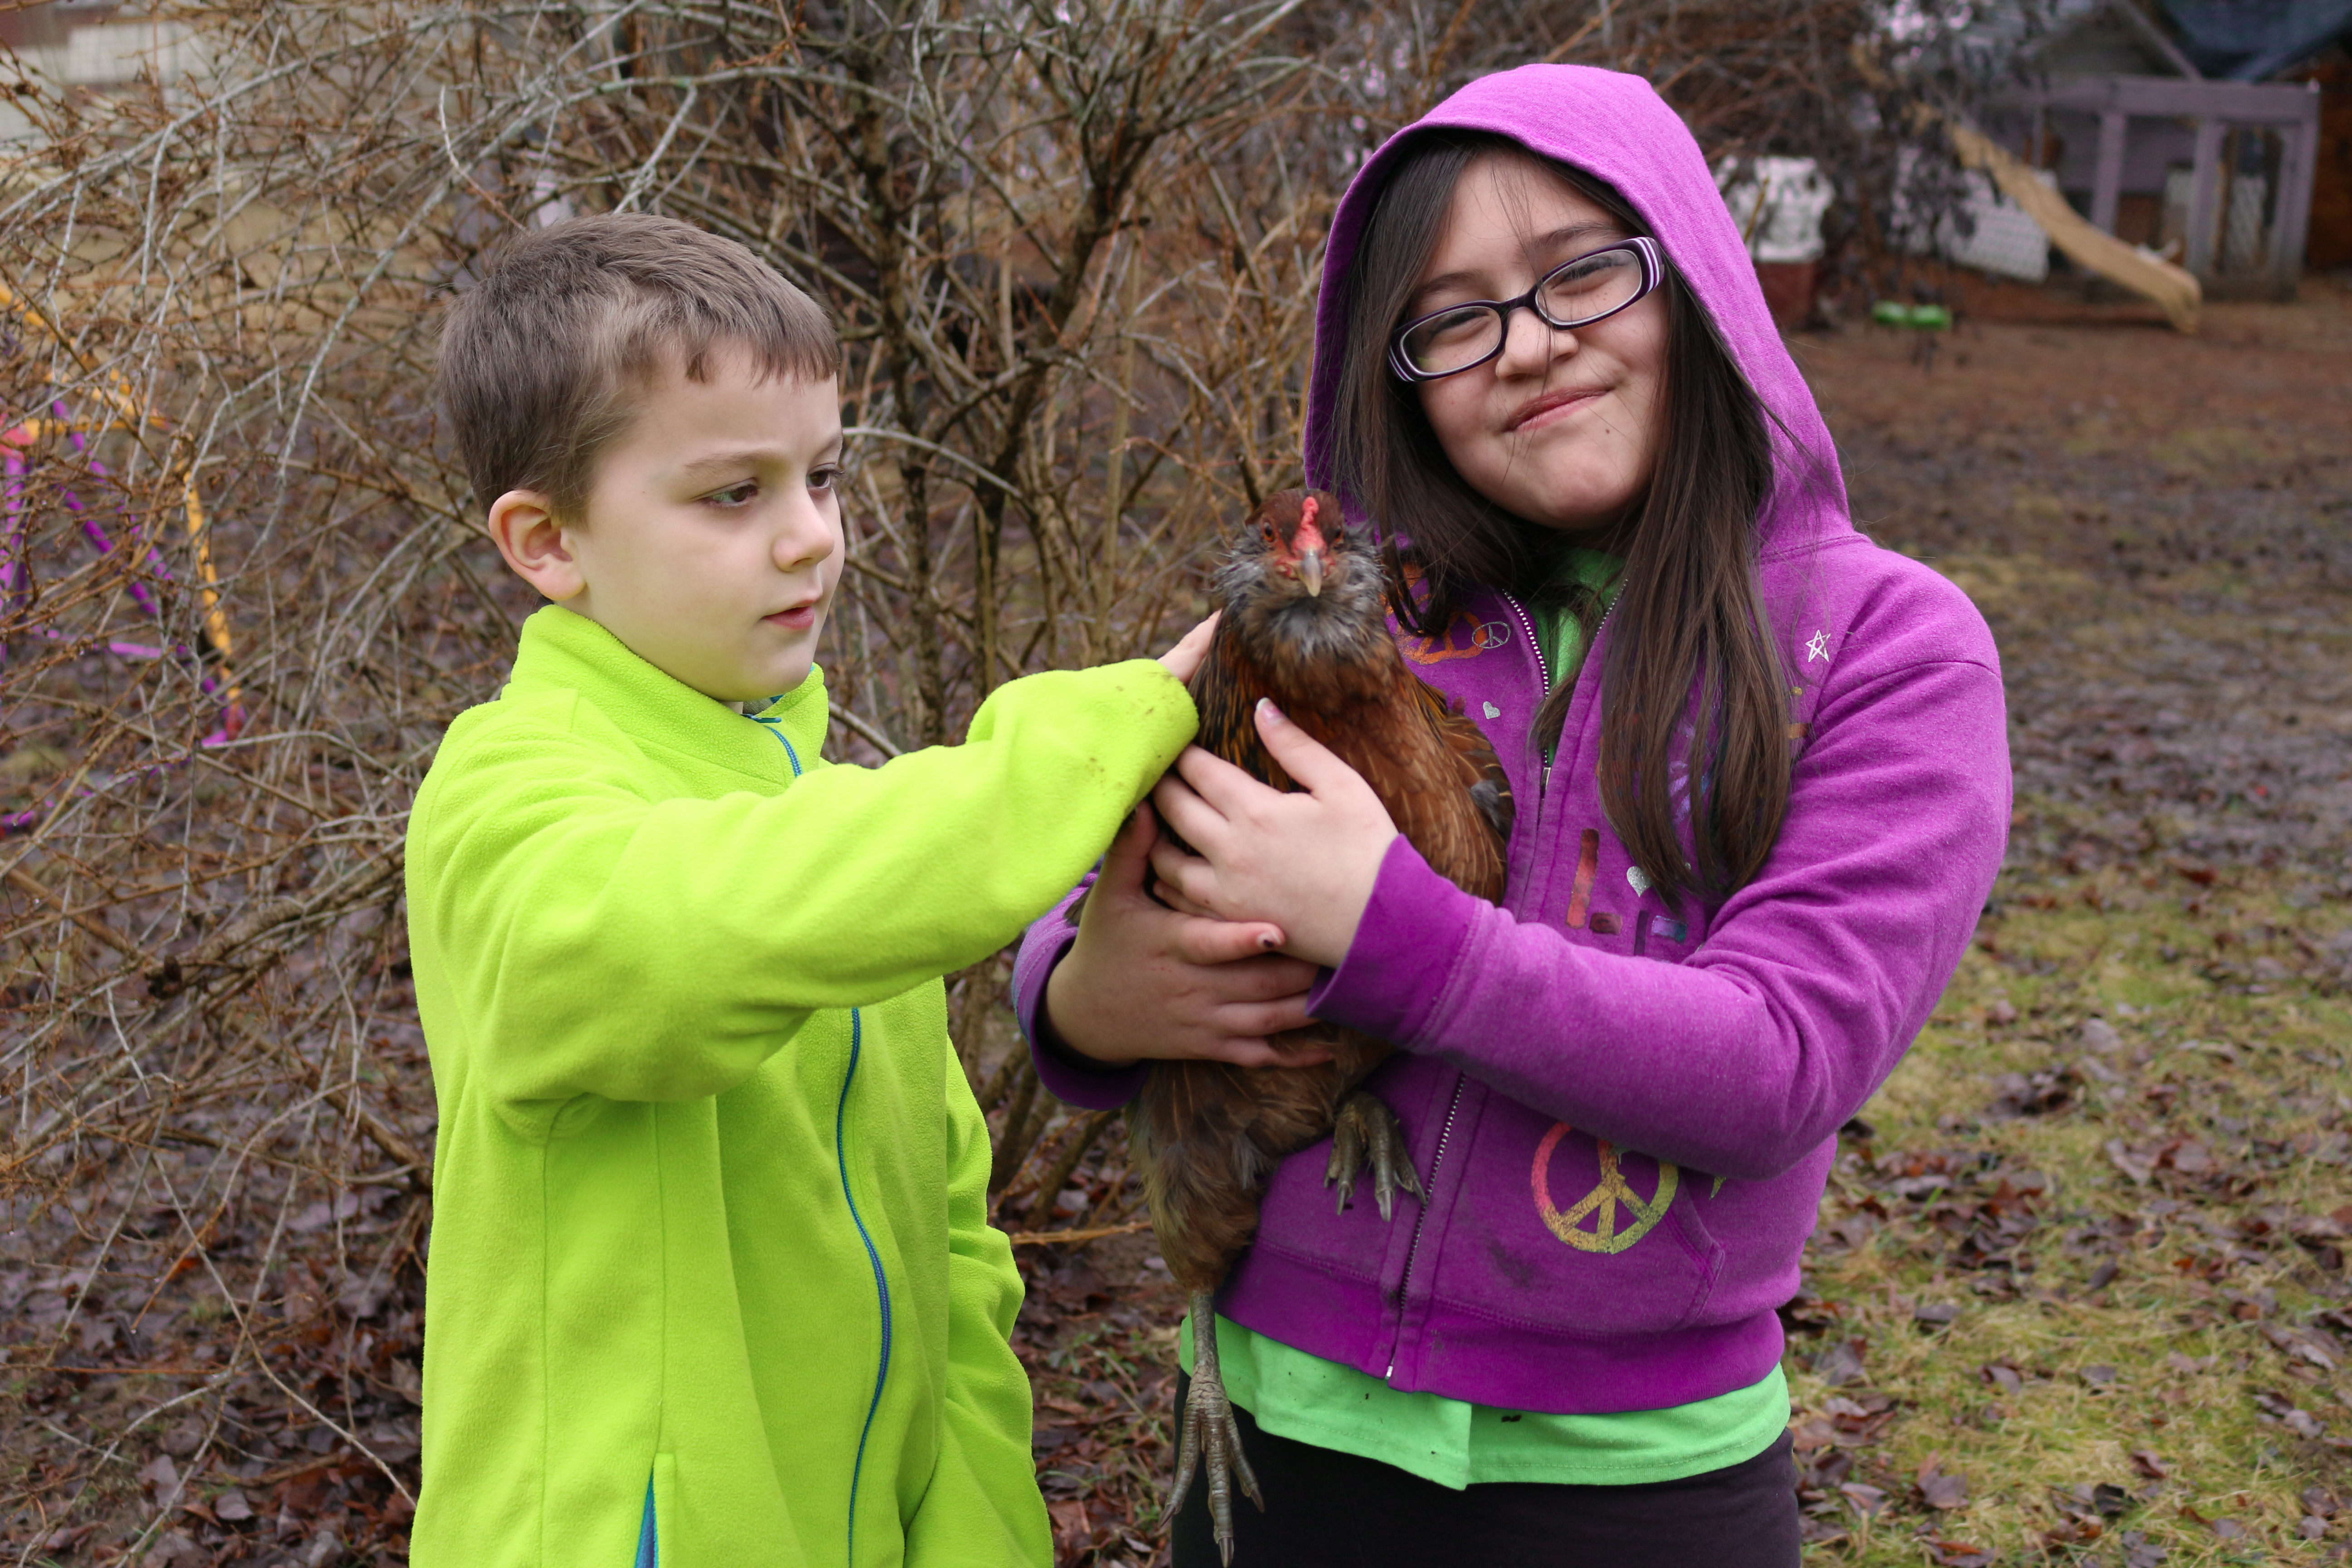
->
xmin=437 ymin=211 xmax=838 ymax=519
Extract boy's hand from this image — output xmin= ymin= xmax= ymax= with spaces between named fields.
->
xmin=1155 ymin=614 xmax=1219 ymax=684
xmin=1043 ymin=804 xmax=1323 ymax=1068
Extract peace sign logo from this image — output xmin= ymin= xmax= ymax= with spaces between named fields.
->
xmin=1399 ymin=611 xmax=1514 ymax=665
xmin=1531 ymin=1123 xmax=1680 ymax=1255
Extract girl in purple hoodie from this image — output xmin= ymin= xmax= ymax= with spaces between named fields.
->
xmin=1016 ymin=64 xmax=2010 ymax=1567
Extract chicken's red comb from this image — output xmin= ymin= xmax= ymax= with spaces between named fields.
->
xmin=1293 ymin=493 xmax=1325 ymax=555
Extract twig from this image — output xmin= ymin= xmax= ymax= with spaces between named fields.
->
xmin=1003 ymin=1218 xmax=1153 ymax=1248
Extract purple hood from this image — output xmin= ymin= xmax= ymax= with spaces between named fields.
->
xmin=1305 ymin=64 xmax=1848 ymax=554
xmin=1013 ymin=67 xmax=2010 ymax=1415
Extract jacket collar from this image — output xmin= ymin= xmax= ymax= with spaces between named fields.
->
xmin=504 ymin=604 xmax=829 ymax=785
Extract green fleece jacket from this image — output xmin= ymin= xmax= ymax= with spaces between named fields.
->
xmin=404 ymin=606 xmax=1196 ymax=1567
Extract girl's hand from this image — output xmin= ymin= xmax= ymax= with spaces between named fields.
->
xmin=1148 ymin=700 xmax=1398 ymax=969
xmin=1043 ymin=803 xmax=1324 ymax=1068
xmin=1155 ymin=613 xmax=1219 ymax=684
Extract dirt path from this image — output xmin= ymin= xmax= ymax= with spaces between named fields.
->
xmin=1807 ymin=292 xmax=2352 ymax=882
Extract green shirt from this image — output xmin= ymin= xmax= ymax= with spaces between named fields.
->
xmin=1183 ymin=1317 xmax=1789 ymax=1489
xmin=406 ymin=606 xmax=1197 ymax=1567
xmin=1530 ymin=544 xmax=1625 ymax=742
xmin=1178 ymin=546 xmax=1785 ymax=1489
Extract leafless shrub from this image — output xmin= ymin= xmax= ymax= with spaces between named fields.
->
xmin=0 ymin=0 xmax=1980 ymax=1556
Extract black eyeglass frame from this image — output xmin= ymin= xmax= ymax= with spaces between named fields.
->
xmin=1387 ymin=236 xmax=1665 ymax=383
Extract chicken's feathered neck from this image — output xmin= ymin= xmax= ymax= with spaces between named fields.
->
xmin=1211 ymin=554 xmax=1396 ymax=709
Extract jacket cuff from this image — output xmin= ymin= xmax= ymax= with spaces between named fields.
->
xmin=1012 ymin=887 xmax=1148 ymax=1111
xmin=1307 ymin=836 xmax=1480 ymax=1046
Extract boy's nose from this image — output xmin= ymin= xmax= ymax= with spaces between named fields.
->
xmin=772 ymin=499 xmax=840 ymax=573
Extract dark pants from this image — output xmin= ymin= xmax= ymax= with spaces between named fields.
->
xmin=1170 ymin=1377 xmax=1802 ymax=1568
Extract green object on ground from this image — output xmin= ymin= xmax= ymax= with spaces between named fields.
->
xmin=404 ymin=604 xmax=1196 ymax=1567
xmin=1873 ymin=300 xmax=1952 ymax=329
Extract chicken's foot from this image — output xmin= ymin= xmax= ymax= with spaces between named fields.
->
xmin=1171 ymin=1288 xmax=1263 ymax=1564
xmin=1324 ymin=1090 xmax=1426 ymax=1220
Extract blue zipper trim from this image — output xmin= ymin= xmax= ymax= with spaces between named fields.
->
xmin=836 ymin=1006 xmax=891 ymax=1568
xmin=634 ymin=1475 xmax=657 ymax=1568
xmin=750 ymin=710 xmax=891 ymax=1568
xmin=751 ymin=709 xmax=802 ymax=779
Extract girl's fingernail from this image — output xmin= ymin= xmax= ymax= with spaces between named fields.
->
xmin=1257 ymin=698 xmax=1285 ymax=724
xmin=1259 ymin=932 xmax=1278 ymax=950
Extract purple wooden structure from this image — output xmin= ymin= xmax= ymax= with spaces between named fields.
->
xmin=1999 ymin=73 xmax=2323 ymax=293
xmin=1984 ymin=0 xmax=2332 ymax=298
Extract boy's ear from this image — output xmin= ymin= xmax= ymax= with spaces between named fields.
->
xmin=487 ymin=489 xmax=586 ymax=603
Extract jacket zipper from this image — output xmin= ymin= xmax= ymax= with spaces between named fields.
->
xmin=1379 ymin=593 xmax=1617 ymax=1380
xmin=755 ymin=715 xmax=892 ymax=1568
xmin=1378 ymin=594 xmax=1548 ymax=1377
xmin=837 ymin=1007 xmax=892 ymax=1568
xmin=1504 ymin=595 xmax=1548 ymax=791
xmin=1385 ymin=1075 xmax=1465 ymax=1381
xmin=1506 ymin=592 xmax=1619 ymax=801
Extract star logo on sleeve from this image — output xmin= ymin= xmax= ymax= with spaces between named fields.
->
xmin=1804 ymin=629 xmax=1829 ymax=664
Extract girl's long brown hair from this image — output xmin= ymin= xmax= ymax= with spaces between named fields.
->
xmin=1331 ymin=132 xmax=1789 ymax=911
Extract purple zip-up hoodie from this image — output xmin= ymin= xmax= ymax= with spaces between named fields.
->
xmin=1013 ymin=65 xmax=2010 ymax=1416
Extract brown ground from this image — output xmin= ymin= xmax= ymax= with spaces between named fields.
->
xmin=6 ymin=278 xmax=2350 ymax=1566
xmin=1808 ymin=280 xmax=2352 ymax=880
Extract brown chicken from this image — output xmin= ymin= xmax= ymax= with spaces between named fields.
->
xmin=1131 ymin=489 xmax=1513 ymax=1563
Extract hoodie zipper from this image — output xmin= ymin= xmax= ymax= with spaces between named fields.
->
xmin=1506 ymin=591 xmax=1619 ymax=801
xmin=1379 ymin=597 xmax=1547 ymax=1379
xmin=1384 ymin=1074 xmax=1464 ymax=1381
xmin=1382 ymin=593 xmax=1617 ymax=1380
xmin=754 ymin=715 xmax=892 ymax=1568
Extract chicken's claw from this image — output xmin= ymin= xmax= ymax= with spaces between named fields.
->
xmin=1171 ymin=1289 xmax=1262 ymax=1563
xmin=1324 ymin=1091 xmax=1425 ymax=1221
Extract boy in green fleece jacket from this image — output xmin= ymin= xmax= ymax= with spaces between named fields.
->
xmin=405 ymin=212 xmax=1208 ymax=1567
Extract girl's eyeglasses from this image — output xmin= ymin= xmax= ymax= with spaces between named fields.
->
xmin=1388 ymin=237 xmax=1664 ymax=383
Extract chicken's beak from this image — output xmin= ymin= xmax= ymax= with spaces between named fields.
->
xmin=1298 ymin=548 xmax=1323 ymax=598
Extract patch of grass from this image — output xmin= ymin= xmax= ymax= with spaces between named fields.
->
xmin=1788 ymin=840 xmax=2352 ymax=1565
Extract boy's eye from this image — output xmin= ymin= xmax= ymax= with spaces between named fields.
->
xmin=809 ymin=465 xmax=839 ymax=492
xmin=705 ymin=480 xmax=759 ymax=509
